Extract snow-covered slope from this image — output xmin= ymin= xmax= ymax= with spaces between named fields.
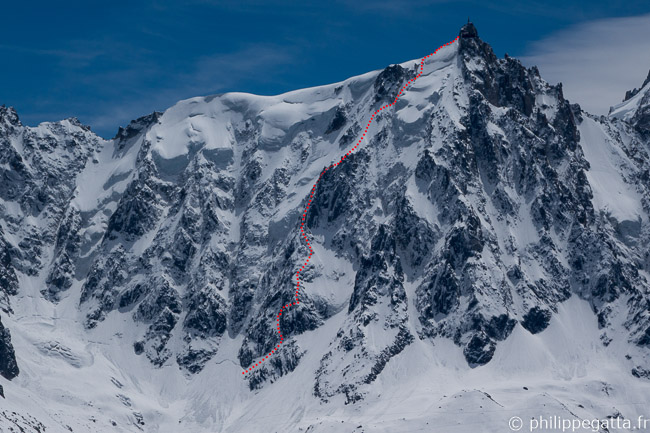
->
xmin=2 ymin=23 xmax=650 ymax=432
xmin=610 ymin=69 xmax=650 ymax=136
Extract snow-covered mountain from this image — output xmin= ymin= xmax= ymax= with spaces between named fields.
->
xmin=2 ymin=22 xmax=650 ymax=432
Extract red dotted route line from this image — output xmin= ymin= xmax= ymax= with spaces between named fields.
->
xmin=242 ymin=35 xmax=459 ymax=376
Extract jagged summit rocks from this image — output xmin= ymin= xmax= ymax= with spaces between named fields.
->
xmin=611 ymin=68 xmax=650 ymax=136
xmin=459 ymin=19 xmax=478 ymax=38
xmin=624 ymin=69 xmax=650 ymax=101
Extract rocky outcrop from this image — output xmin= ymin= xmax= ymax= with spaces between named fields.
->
xmin=0 ymin=316 xmax=19 ymax=380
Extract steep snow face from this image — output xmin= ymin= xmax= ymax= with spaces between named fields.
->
xmin=578 ymin=116 xmax=644 ymax=225
xmin=2 ymin=28 xmax=650 ymax=432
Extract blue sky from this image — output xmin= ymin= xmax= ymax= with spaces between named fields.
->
xmin=2 ymin=0 xmax=650 ymax=137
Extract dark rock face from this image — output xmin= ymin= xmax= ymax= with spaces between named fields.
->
xmin=183 ymin=287 xmax=227 ymax=337
xmin=44 ymin=207 xmax=82 ymax=300
xmin=461 ymin=36 xmax=546 ymax=119
xmin=464 ymin=332 xmax=495 ymax=366
xmin=326 ymin=106 xmax=347 ymax=134
xmin=459 ymin=21 xmax=478 ymax=39
xmin=623 ymin=70 xmax=650 ymax=101
xmin=0 ymin=233 xmax=19 ymax=313
xmin=112 ymin=111 xmax=162 ymax=142
xmin=632 ymin=366 xmax=650 ymax=379
xmin=374 ymin=64 xmax=416 ymax=104
xmin=0 ymin=316 xmax=19 ymax=380
xmin=105 ymin=167 xmax=164 ymax=240
xmin=632 ymin=92 xmax=650 ymax=137
xmin=363 ymin=327 xmax=414 ymax=384
xmin=176 ymin=348 xmax=217 ymax=374
xmin=618 ymin=69 xmax=650 ymax=136
xmin=521 ymin=307 xmax=552 ymax=334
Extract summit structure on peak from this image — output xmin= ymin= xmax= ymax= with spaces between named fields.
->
xmin=459 ymin=18 xmax=478 ymax=38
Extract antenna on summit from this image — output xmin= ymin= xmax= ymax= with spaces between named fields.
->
xmin=460 ymin=18 xmax=478 ymax=39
